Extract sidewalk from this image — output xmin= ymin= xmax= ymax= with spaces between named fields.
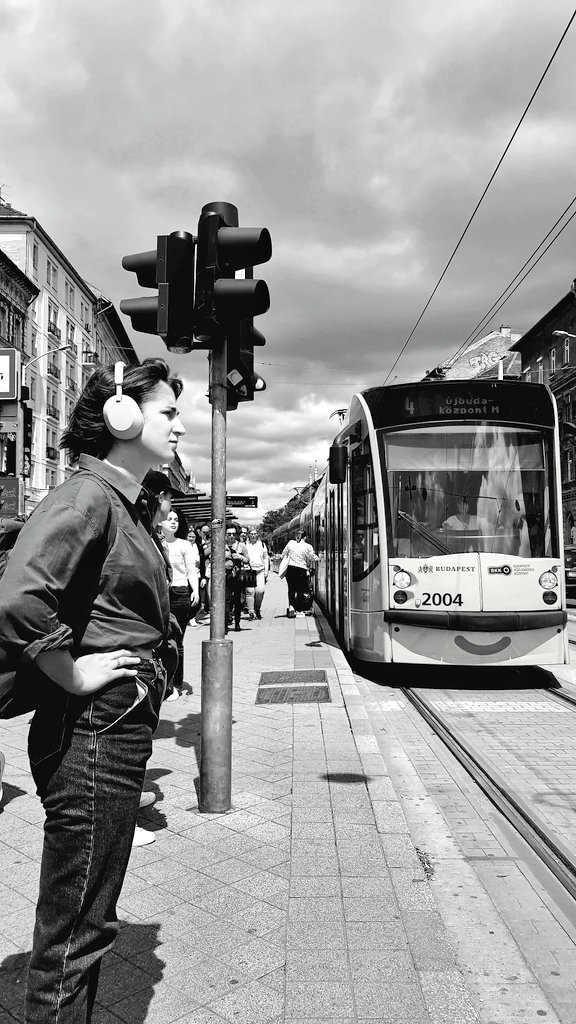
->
xmin=0 ymin=572 xmax=482 ymax=1023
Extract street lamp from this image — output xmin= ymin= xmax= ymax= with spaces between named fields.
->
xmin=553 ymin=330 xmax=576 ymax=340
xmin=22 ymin=344 xmax=73 ymax=387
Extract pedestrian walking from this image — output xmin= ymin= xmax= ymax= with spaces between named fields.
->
xmin=197 ymin=524 xmax=211 ymax=621
xmin=0 ymin=358 xmax=185 ymax=1022
xmin=225 ymin=525 xmax=249 ymax=631
xmin=159 ymin=508 xmax=199 ymax=699
xmin=281 ymin=528 xmax=318 ymax=617
xmin=245 ymin=527 xmax=270 ymax=620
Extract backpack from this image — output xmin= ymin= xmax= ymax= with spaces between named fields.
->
xmin=0 ymin=480 xmax=118 ymax=719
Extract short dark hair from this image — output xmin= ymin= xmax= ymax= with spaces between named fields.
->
xmin=142 ymin=470 xmax=173 ymax=496
xmin=60 ymin=358 xmax=183 ymax=464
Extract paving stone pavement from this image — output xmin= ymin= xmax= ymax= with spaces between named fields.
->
xmin=1 ymin=572 xmax=568 ymax=1022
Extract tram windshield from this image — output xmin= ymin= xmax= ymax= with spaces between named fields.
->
xmin=379 ymin=424 xmax=555 ymax=558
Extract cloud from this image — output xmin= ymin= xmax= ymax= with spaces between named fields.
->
xmin=2 ymin=0 xmax=576 ymax=518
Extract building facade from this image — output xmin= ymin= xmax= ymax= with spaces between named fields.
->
xmin=509 ymin=284 xmax=576 ymax=543
xmin=0 ymin=201 xmax=139 ymax=512
xmin=0 ymin=248 xmax=39 ymax=479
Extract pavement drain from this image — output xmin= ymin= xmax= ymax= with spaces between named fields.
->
xmin=256 ymin=670 xmax=331 ymax=704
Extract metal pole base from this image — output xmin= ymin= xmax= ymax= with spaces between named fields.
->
xmin=199 ymin=638 xmax=233 ymax=813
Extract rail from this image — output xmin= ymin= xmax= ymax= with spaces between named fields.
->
xmin=401 ymin=686 xmax=576 ymax=903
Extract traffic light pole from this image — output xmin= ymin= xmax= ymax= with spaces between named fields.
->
xmin=199 ymin=332 xmax=233 ymax=813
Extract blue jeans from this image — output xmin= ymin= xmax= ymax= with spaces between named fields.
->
xmin=25 ymin=657 xmax=166 ymax=1024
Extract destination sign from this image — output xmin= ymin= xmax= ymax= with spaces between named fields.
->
xmin=364 ymin=381 xmax=556 ymax=430
xmin=227 ymin=495 xmax=258 ymax=508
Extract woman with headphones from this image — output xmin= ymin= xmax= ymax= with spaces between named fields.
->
xmin=0 ymin=358 xmax=185 ymax=1022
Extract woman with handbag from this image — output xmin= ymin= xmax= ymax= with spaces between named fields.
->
xmin=0 ymin=358 xmax=185 ymax=1023
xmin=224 ymin=525 xmax=249 ymax=632
xmin=159 ymin=508 xmax=199 ymax=699
xmin=244 ymin=528 xmax=270 ymax=620
xmin=281 ymin=528 xmax=319 ymax=617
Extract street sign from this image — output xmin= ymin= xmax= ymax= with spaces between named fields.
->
xmin=0 ymin=476 xmax=20 ymax=517
xmin=0 ymin=349 xmax=20 ymax=401
xmin=226 ymin=495 xmax=258 ymax=507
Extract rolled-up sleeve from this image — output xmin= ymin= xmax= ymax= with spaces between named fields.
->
xmin=0 ymin=500 xmax=102 ymax=664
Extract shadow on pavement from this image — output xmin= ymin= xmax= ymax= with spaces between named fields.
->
xmin=356 ymin=661 xmax=561 ymax=690
xmin=0 ymin=923 xmax=164 ymax=1021
xmin=0 ymin=781 xmax=28 ymax=811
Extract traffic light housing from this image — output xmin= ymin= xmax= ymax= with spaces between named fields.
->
xmin=120 ymin=231 xmax=195 ymax=353
xmin=225 ymin=268 xmax=267 ymax=409
xmin=194 ymin=202 xmax=271 ymax=345
xmin=22 ymin=402 xmax=33 ymax=479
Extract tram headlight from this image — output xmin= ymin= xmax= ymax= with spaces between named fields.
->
xmin=539 ymin=571 xmax=558 ymax=590
xmin=393 ymin=570 xmax=411 ymax=590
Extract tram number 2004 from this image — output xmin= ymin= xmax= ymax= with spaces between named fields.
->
xmin=421 ymin=592 xmax=463 ymax=607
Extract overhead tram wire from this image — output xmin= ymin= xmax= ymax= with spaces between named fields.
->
xmin=382 ymin=6 xmax=576 ymax=387
xmin=458 ymin=204 xmax=576 ymax=351
xmin=447 ymin=193 xmax=576 ymax=363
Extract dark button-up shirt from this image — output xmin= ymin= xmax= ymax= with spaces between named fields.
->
xmin=0 ymin=454 xmax=170 ymax=664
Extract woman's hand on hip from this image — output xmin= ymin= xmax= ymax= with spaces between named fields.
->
xmin=74 ymin=650 xmax=141 ymax=695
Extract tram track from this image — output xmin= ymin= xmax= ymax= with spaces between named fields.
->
xmin=401 ymin=685 xmax=576 ymax=904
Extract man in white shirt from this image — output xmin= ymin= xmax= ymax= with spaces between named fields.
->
xmin=281 ymin=529 xmax=318 ymax=617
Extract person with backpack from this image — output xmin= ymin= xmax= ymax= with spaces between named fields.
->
xmin=0 ymin=359 xmax=185 ymax=1023
xmin=281 ymin=528 xmax=319 ymax=617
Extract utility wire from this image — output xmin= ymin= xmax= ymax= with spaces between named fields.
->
xmin=458 ymin=203 xmax=576 ymax=349
xmin=448 ymin=193 xmax=576 ymax=363
xmin=382 ymin=6 xmax=576 ymax=386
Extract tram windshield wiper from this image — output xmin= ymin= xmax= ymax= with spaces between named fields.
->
xmin=397 ymin=510 xmax=452 ymax=555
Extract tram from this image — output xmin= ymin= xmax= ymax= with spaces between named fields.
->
xmin=274 ymin=379 xmax=568 ymax=666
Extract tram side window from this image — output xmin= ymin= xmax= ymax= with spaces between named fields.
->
xmin=351 ymin=439 xmax=379 ymax=581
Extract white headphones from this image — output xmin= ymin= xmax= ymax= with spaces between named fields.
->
xmin=102 ymin=362 xmax=144 ymax=440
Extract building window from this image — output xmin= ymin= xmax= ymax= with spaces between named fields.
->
xmin=523 ymin=366 xmax=531 ymax=382
xmin=550 ymin=347 xmax=556 ymax=374
xmin=32 ymin=242 xmax=38 ymax=272
xmin=46 ymin=258 xmax=58 ymax=291
xmin=13 ymin=315 xmax=23 ymax=348
xmin=564 ymin=339 xmax=570 ymax=366
xmin=568 ymin=450 xmax=574 ymax=483
xmin=537 ymin=358 xmax=543 ymax=384
xmin=65 ymin=281 xmax=75 ymax=312
xmin=0 ymin=304 xmax=7 ymax=341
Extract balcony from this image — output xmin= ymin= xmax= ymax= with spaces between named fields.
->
xmin=47 ymin=322 xmax=61 ymax=340
xmin=46 ymin=363 xmax=61 ymax=381
xmin=46 ymin=446 xmax=58 ymax=461
xmin=46 ymin=404 xmax=60 ymax=420
xmin=84 ymin=322 xmax=92 ymax=333
xmin=66 ymin=376 xmax=77 ymax=393
xmin=82 ymin=349 xmax=98 ymax=365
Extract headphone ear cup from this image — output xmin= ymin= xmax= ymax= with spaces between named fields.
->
xmin=103 ymin=395 xmax=144 ymax=440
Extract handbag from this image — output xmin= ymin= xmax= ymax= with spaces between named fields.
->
xmin=278 ymin=555 xmax=289 ymax=579
xmin=239 ymin=568 xmax=258 ymax=587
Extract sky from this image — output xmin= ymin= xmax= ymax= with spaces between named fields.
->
xmin=2 ymin=0 xmax=576 ymax=523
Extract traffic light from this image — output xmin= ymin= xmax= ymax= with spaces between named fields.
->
xmin=194 ymin=202 xmax=271 ymax=345
xmin=120 ymin=231 xmax=195 ymax=353
xmin=22 ymin=403 xmax=33 ymax=479
xmin=225 ymin=269 xmax=267 ymax=410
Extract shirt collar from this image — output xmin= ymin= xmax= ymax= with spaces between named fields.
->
xmin=78 ymin=453 xmax=143 ymax=505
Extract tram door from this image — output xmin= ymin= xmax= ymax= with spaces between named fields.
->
xmin=328 ymin=491 xmax=336 ymax=618
xmin=328 ymin=487 xmax=345 ymax=634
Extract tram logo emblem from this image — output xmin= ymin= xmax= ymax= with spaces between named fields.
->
xmin=488 ymin=564 xmax=511 ymax=576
